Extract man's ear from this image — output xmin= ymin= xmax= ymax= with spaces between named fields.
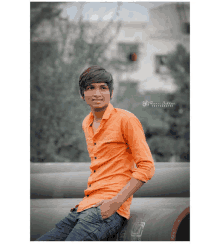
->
xmin=110 ymin=90 xmax=114 ymax=99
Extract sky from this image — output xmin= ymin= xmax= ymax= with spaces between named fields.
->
xmin=60 ymin=2 xmax=166 ymax=23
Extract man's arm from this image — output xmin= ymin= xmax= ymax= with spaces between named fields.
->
xmin=93 ymin=177 xmax=145 ymax=219
xmin=112 ymin=177 xmax=144 ymax=205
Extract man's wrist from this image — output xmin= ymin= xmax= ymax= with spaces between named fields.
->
xmin=112 ymin=177 xmax=145 ymax=206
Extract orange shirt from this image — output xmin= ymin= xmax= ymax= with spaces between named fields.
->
xmin=75 ymin=102 xmax=155 ymax=220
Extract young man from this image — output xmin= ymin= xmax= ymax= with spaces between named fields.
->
xmin=36 ymin=65 xmax=155 ymax=241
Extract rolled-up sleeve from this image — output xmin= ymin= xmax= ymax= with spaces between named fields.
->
xmin=124 ymin=116 xmax=155 ymax=183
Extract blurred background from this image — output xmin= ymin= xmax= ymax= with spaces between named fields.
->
xmin=30 ymin=1 xmax=190 ymax=163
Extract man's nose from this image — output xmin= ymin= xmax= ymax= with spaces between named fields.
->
xmin=94 ymin=88 xmax=101 ymax=95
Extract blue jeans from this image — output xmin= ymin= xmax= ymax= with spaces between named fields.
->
xmin=36 ymin=206 xmax=126 ymax=241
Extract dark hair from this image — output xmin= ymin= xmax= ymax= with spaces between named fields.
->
xmin=79 ymin=65 xmax=114 ymax=99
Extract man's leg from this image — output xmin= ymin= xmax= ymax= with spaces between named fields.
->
xmin=36 ymin=207 xmax=79 ymax=241
xmin=65 ymin=206 xmax=126 ymax=241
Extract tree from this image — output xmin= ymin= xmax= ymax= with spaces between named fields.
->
xmin=30 ymin=2 xmax=62 ymax=38
xmin=31 ymin=3 xmax=123 ymax=162
xmin=147 ymin=44 xmax=190 ymax=162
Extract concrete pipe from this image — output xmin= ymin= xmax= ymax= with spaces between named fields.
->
xmin=31 ymin=166 xmax=189 ymax=199
xmin=31 ymin=163 xmax=91 ymax=174
xmin=31 ymin=198 xmax=189 ymax=241
xmin=31 ymin=162 xmax=189 ymax=174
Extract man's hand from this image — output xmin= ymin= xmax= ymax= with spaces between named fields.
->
xmin=92 ymin=199 xmax=122 ymax=220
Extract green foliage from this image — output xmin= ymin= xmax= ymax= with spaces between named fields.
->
xmin=147 ymin=44 xmax=190 ymax=162
xmin=30 ymin=2 xmax=62 ymax=37
xmin=30 ymin=36 xmax=94 ymax=162
xmin=30 ymin=3 xmax=123 ymax=162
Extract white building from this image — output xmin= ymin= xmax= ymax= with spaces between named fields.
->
xmin=107 ymin=2 xmax=190 ymax=97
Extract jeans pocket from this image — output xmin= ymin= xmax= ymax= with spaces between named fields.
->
xmin=96 ymin=206 xmax=103 ymax=221
xmin=96 ymin=206 xmax=113 ymax=223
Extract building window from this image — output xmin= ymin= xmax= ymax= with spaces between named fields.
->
xmin=118 ymin=42 xmax=139 ymax=63
xmin=182 ymin=22 xmax=190 ymax=35
xmin=155 ymin=55 xmax=169 ymax=74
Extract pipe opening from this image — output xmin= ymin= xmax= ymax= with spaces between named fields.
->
xmin=176 ymin=213 xmax=190 ymax=241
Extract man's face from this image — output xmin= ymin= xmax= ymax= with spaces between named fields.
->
xmin=83 ymin=82 xmax=113 ymax=110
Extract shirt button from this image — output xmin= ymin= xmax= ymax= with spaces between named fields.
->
xmin=94 ymin=170 xmax=96 ymax=173
xmin=89 ymin=184 xmax=91 ymax=187
xmin=94 ymin=157 xmax=97 ymax=159
xmin=87 ymin=195 xmax=89 ymax=197
xmin=94 ymin=143 xmax=96 ymax=145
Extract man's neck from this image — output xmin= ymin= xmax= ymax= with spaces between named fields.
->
xmin=93 ymin=115 xmax=103 ymax=123
xmin=91 ymin=104 xmax=109 ymax=122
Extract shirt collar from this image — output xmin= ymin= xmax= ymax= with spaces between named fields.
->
xmin=89 ymin=102 xmax=114 ymax=127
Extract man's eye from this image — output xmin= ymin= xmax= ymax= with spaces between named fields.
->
xmin=87 ymin=87 xmax=93 ymax=90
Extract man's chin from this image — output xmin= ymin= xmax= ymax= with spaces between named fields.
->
xmin=91 ymin=103 xmax=108 ymax=111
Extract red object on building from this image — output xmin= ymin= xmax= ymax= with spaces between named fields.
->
xmin=131 ymin=53 xmax=137 ymax=61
